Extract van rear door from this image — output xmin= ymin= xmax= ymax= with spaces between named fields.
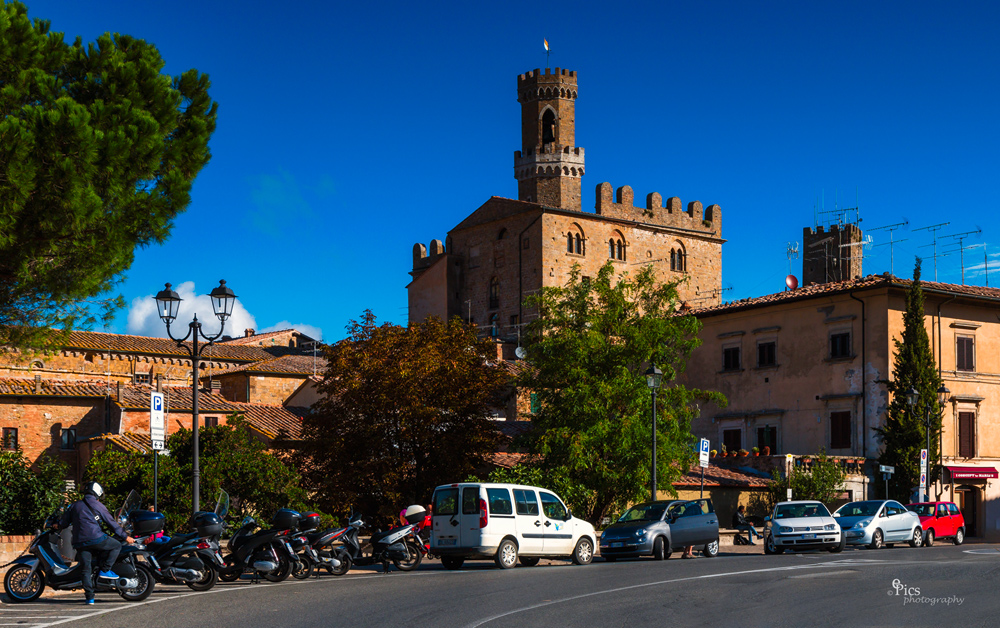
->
xmin=431 ymin=487 xmax=459 ymax=550
xmin=460 ymin=486 xmax=484 ymax=548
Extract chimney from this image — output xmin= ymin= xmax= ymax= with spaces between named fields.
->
xmin=244 ymin=328 xmax=255 ymax=338
xmin=34 ymin=374 xmax=41 ymax=394
xmin=116 ymin=381 xmax=122 ymax=401
xmin=156 ymin=374 xmax=163 ymax=393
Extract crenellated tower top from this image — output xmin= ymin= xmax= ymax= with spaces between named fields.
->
xmin=514 ymin=68 xmax=584 ymax=210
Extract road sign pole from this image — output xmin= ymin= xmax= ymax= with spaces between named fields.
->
xmin=700 ymin=466 xmax=705 ymax=498
xmin=153 ymin=450 xmax=158 ymax=512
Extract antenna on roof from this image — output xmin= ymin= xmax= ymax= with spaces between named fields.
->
xmin=914 ymin=222 xmax=951 ymax=281
xmin=942 ymin=227 xmax=983 ymax=285
xmin=868 ymin=220 xmax=910 ymax=276
xmin=786 ymin=242 xmax=799 ymax=276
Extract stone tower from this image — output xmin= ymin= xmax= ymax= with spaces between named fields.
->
xmin=802 ymin=223 xmax=864 ymax=286
xmin=513 ymin=68 xmax=585 ymax=210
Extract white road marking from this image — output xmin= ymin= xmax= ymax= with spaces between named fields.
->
xmin=787 ymin=569 xmax=857 ymax=578
xmin=466 ymin=560 xmax=887 ymax=628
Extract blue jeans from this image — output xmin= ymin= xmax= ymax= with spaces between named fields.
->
xmin=736 ymin=524 xmax=759 ymax=541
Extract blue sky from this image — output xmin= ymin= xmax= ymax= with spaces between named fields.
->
xmin=25 ymin=0 xmax=1000 ymax=341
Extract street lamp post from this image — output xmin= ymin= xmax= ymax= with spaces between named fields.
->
xmin=154 ymin=280 xmax=236 ymax=514
xmin=645 ymin=364 xmax=663 ymax=502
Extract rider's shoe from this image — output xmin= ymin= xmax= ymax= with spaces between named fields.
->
xmin=97 ymin=570 xmax=119 ymax=580
xmin=85 ymin=598 xmax=95 ymax=605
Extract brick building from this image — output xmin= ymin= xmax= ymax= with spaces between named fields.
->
xmin=0 ymin=328 xmax=321 ymax=482
xmin=408 ymin=68 xmax=725 ymax=343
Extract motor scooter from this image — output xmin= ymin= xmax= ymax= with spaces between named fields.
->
xmin=333 ymin=511 xmax=422 ymax=574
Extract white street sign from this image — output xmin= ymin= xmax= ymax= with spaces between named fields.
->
xmin=150 ymin=392 xmax=165 ymax=450
xmin=699 ymin=438 xmax=710 ymax=468
xmin=920 ymin=449 xmax=928 ymax=472
xmin=879 ymin=465 xmax=894 ymax=474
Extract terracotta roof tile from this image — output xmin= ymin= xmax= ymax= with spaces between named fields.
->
xmin=79 ymin=432 xmax=152 ymax=454
xmin=219 ymin=329 xmax=317 ymax=346
xmin=673 ymin=463 xmax=771 ymax=488
xmin=689 ymin=274 xmax=1000 ymax=318
xmin=49 ymin=329 xmax=276 ymax=362
xmin=0 ymin=378 xmax=114 ymax=398
xmin=210 ymin=354 xmax=326 ymax=378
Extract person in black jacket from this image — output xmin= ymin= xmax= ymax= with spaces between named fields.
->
xmin=732 ymin=505 xmax=760 ymax=545
xmin=57 ymin=482 xmax=134 ymax=604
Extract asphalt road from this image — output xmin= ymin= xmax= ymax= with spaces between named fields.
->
xmin=3 ymin=544 xmax=998 ymax=628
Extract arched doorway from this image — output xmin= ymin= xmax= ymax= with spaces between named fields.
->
xmin=954 ymin=485 xmax=980 ymax=537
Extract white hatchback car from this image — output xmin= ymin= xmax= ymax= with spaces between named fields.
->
xmin=430 ymin=483 xmax=597 ymax=569
xmin=764 ymin=500 xmax=845 ymax=554
xmin=833 ymin=500 xmax=923 ymax=549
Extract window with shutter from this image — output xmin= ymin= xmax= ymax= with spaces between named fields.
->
xmin=958 ymin=412 xmax=975 ymax=458
xmin=957 ymin=336 xmax=975 ymax=371
xmin=830 ymin=411 xmax=852 ymax=449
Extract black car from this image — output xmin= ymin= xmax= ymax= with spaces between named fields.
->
xmin=599 ymin=499 xmax=720 ymax=560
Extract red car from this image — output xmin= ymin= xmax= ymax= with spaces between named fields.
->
xmin=905 ymin=502 xmax=966 ymax=546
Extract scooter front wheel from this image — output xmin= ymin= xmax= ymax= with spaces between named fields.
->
xmin=263 ymin=556 xmax=291 ymax=582
xmin=3 ymin=565 xmax=45 ymax=602
xmin=119 ymin=564 xmax=154 ymax=602
xmin=218 ymin=556 xmax=242 ymax=582
xmin=292 ymin=555 xmax=313 ymax=580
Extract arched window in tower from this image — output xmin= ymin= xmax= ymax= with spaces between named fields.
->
xmin=611 ymin=230 xmax=627 ymax=261
xmin=609 ymin=239 xmax=615 ymax=259
xmin=670 ymin=249 xmax=677 ymax=271
xmin=567 ymin=233 xmax=574 ymax=253
xmin=575 ymin=234 xmax=584 ymax=255
xmin=498 ymin=228 xmax=507 ymax=240
xmin=567 ymin=224 xmax=585 ymax=256
xmin=490 ymin=313 xmax=499 ymax=338
xmin=489 ymin=277 xmax=500 ymax=310
xmin=541 ymin=109 xmax=556 ymax=146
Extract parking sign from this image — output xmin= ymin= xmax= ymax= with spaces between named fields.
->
xmin=150 ymin=392 xmax=165 ymax=450
xmin=699 ymin=438 xmax=710 ymax=468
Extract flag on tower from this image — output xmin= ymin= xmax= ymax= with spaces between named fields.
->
xmin=544 ymin=39 xmax=549 ymax=51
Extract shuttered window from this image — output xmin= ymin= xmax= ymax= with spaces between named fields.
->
xmin=958 ymin=412 xmax=976 ymax=458
xmin=830 ymin=411 xmax=852 ymax=449
xmin=956 ymin=336 xmax=975 ymax=371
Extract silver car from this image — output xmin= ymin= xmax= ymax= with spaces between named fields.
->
xmin=833 ymin=500 xmax=923 ymax=549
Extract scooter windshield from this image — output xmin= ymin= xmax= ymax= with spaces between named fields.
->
xmin=215 ymin=489 xmax=230 ymax=519
xmin=117 ymin=490 xmax=142 ymax=525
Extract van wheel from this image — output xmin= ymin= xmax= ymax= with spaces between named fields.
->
xmin=954 ymin=528 xmax=965 ymax=545
xmin=495 ymin=540 xmax=518 ymax=569
xmin=572 ymin=538 xmax=594 ymax=565
xmin=518 ymin=556 xmax=540 ymax=567
xmin=652 ymin=537 xmax=667 ymax=561
xmin=440 ymin=556 xmax=464 ymax=570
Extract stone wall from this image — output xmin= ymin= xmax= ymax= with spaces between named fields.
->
xmin=0 ymin=398 xmax=104 ymax=475
xmin=0 ymin=535 xmax=34 ymax=578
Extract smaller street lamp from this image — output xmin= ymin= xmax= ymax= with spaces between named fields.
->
xmin=645 ymin=364 xmax=663 ymax=502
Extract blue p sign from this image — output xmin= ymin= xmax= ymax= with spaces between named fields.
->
xmin=153 ymin=396 xmax=162 ymax=412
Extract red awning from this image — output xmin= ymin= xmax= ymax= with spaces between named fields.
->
xmin=947 ymin=466 xmax=999 ymax=480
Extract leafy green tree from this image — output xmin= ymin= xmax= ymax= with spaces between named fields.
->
xmin=0 ymin=450 xmax=68 ymax=534
xmin=763 ymin=451 xmax=847 ymax=511
xmin=468 ymin=463 xmax=590 ymax=520
xmin=84 ymin=414 xmax=306 ymax=531
xmin=0 ymin=2 xmax=217 ymax=348
xmin=297 ymin=311 xmax=510 ymax=527
xmin=874 ymin=259 xmax=944 ymax=500
xmin=518 ymin=262 xmax=725 ymax=525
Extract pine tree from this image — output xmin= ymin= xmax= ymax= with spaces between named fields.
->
xmin=874 ymin=259 xmax=943 ymax=501
xmin=0 ymin=2 xmax=218 ymax=348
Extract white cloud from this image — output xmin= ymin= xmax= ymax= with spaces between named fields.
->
xmin=126 ymin=281 xmax=258 ymax=339
xmin=259 ymin=321 xmax=323 ymax=342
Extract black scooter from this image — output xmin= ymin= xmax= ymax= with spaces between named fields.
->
xmin=289 ymin=519 xmax=344 ymax=578
xmin=143 ymin=491 xmax=228 ymax=591
xmin=218 ymin=509 xmax=300 ymax=583
xmin=3 ymin=496 xmax=155 ymax=603
xmin=333 ymin=511 xmax=422 ymax=574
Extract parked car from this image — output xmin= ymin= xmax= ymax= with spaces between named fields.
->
xmin=905 ymin=501 xmax=966 ymax=546
xmin=599 ymin=499 xmax=720 ymax=561
xmin=764 ymin=500 xmax=844 ymax=554
xmin=833 ymin=500 xmax=923 ymax=549
xmin=430 ymin=483 xmax=597 ymax=569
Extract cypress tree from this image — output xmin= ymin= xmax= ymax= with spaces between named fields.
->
xmin=874 ymin=259 xmax=943 ymax=501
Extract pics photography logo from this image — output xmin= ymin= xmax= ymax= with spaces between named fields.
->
xmin=888 ymin=579 xmax=964 ymax=606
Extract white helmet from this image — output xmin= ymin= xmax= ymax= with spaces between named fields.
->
xmin=84 ymin=481 xmax=104 ymax=498
xmin=404 ymin=504 xmax=427 ymax=522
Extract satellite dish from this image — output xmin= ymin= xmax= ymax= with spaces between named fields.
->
xmin=785 ymin=275 xmax=799 ymax=290
xmin=515 ymin=346 xmax=527 ymax=359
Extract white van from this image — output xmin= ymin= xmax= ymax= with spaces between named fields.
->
xmin=431 ymin=482 xmax=597 ymax=569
